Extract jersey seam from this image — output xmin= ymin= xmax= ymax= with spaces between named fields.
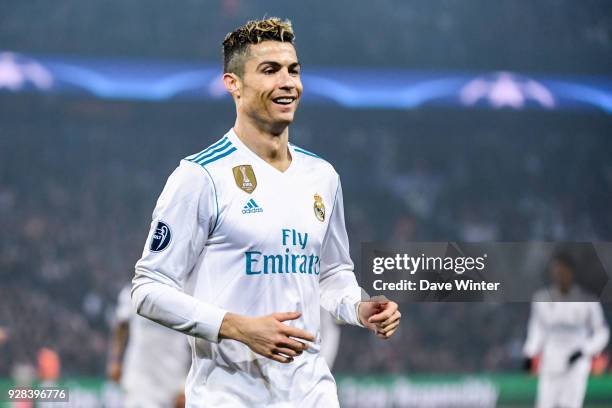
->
xmin=330 ymin=175 xmax=341 ymax=219
xmin=183 ymin=160 xmax=220 ymax=236
xmin=320 ymin=175 xmax=341 ymax=250
xmin=201 ymin=166 xmax=220 ymax=236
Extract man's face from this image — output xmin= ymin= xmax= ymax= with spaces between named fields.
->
xmin=550 ymin=260 xmax=574 ymax=293
xmin=235 ymin=41 xmax=302 ymax=132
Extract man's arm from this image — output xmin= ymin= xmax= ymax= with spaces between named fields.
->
xmin=132 ymin=162 xmax=227 ymax=342
xmin=107 ymin=322 xmax=128 ymax=382
xmin=567 ymin=302 xmax=610 ymax=367
xmin=522 ymin=301 xmax=545 ymax=370
xmin=318 ymin=178 xmax=364 ymax=326
xmin=523 ymin=302 xmax=545 ymax=357
xmin=583 ymin=302 xmax=610 ymax=356
xmin=107 ymin=287 xmax=131 ymax=382
xmin=319 ymin=177 xmax=400 ymax=338
xmin=0 ymin=325 xmax=8 ymax=348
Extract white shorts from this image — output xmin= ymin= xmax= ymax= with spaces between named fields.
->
xmin=186 ymin=351 xmax=339 ymax=408
xmin=537 ymin=360 xmax=590 ymax=408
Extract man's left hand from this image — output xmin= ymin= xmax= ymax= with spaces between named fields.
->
xmin=358 ymin=299 xmax=401 ymax=339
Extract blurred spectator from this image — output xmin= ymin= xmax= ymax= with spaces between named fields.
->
xmin=38 ymin=347 xmax=61 ymax=383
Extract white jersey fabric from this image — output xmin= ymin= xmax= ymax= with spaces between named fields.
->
xmin=523 ymin=286 xmax=609 ymax=408
xmin=132 ymin=129 xmax=364 ymax=407
xmin=115 ymin=286 xmax=190 ymax=408
xmin=319 ymin=309 xmax=341 ymax=369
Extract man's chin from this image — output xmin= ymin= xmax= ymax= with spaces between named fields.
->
xmin=249 ymin=110 xmax=296 ymax=134
xmin=269 ymin=117 xmax=293 ymax=135
xmin=273 ymin=112 xmax=295 ymax=125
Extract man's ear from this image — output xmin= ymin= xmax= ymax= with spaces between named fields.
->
xmin=223 ymin=73 xmax=241 ymax=98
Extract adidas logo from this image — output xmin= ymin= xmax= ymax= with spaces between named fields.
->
xmin=242 ymin=198 xmax=263 ymax=214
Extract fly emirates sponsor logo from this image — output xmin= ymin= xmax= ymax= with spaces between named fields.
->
xmin=245 ymin=229 xmax=320 ymax=275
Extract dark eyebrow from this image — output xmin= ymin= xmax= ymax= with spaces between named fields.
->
xmin=257 ymin=61 xmax=301 ymax=70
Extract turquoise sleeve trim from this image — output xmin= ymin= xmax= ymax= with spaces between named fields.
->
xmin=198 ymin=147 xmax=237 ymax=166
xmin=190 ymin=139 xmax=232 ymax=164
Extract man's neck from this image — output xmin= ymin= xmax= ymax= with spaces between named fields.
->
xmin=233 ymin=118 xmax=292 ymax=172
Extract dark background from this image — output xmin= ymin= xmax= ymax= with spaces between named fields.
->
xmin=1 ymin=0 xmax=611 ymax=377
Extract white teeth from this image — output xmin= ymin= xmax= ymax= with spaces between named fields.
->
xmin=274 ymin=98 xmax=294 ymax=104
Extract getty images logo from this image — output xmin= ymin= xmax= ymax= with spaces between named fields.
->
xmin=242 ymin=198 xmax=263 ymax=214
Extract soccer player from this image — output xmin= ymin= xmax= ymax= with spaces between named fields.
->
xmin=108 ymin=285 xmax=190 ymax=408
xmin=523 ymin=253 xmax=609 ymax=408
xmin=132 ymin=17 xmax=401 ymax=407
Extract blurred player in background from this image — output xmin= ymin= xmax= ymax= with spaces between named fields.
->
xmin=523 ymin=253 xmax=610 ymax=408
xmin=108 ymin=285 xmax=190 ymax=408
xmin=132 ymin=17 xmax=401 ymax=407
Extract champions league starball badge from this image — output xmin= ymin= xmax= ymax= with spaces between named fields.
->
xmin=150 ymin=221 xmax=172 ymax=252
xmin=233 ymin=165 xmax=257 ymax=194
xmin=313 ymin=193 xmax=325 ymax=222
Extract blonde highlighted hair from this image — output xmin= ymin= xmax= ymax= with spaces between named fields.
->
xmin=222 ymin=17 xmax=295 ymax=76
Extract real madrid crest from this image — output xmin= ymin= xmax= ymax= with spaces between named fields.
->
xmin=313 ymin=193 xmax=325 ymax=222
xmin=232 ymin=165 xmax=257 ymax=194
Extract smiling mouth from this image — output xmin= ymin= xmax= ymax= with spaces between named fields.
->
xmin=272 ymin=96 xmax=296 ymax=105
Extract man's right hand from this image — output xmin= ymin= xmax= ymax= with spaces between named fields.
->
xmin=219 ymin=312 xmax=314 ymax=363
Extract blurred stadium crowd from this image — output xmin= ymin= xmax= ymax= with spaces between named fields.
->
xmin=1 ymin=0 xmax=611 ymax=74
xmin=1 ymin=97 xmax=611 ymax=377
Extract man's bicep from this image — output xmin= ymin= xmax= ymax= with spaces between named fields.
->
xmin=135 ymin=161 xmax=215 ymax=288
xmin=131 ymin=162 xmax=227 ymax=343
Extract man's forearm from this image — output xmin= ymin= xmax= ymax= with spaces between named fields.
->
xmin=107 ymin=322 xmax=128 ymax=381
xmin=132 ymin=274 xmax=227 ymax=343
xmin=108 ymin=323 xmax=129 ymax=363
xmin=319 ymin=270 xmax=364 ymax=327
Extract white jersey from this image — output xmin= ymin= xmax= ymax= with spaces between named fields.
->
xmin=132 ymin=129 xmax=364 ymax=407
xmin=523 ymin=286 xmax=609 ymax=375
xmin=115 ymin=286 xmax=190 ymax=408
xmin=319 ymin=309 xmax=341 ymax=369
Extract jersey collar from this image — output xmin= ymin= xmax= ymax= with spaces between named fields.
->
xmin=226 ymin=128 xmax=299 ymax=176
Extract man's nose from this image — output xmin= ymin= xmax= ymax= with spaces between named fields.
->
xmin=278 ymin=69 xmax=296 ymax=90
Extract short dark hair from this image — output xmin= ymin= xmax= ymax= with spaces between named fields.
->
xmin=551 ymin=251 xmax=576 ymax=272
xmin=222 ymin=17 xmax=295 ymax=76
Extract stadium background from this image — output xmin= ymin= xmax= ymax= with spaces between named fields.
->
xmin=1 ymin=1 xmax=611 ymax=407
